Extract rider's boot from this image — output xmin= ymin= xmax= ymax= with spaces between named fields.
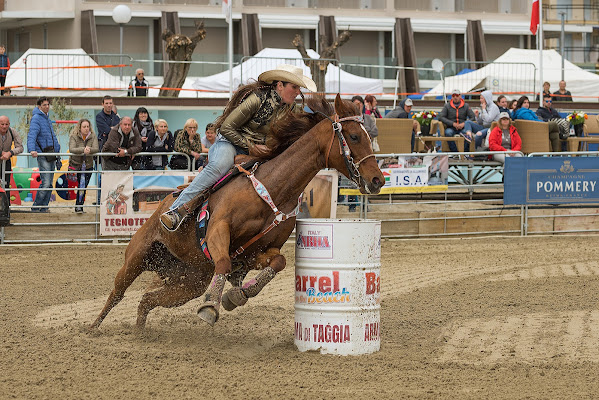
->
xmin=160 ymin=203 xmax=191 ymax=231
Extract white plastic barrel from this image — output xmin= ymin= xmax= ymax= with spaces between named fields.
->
xmin=294 ymin=219 xmax=381 ymax=355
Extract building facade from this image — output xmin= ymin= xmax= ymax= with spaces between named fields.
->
xmin=0 ymin=0 xmax=595 ymax=76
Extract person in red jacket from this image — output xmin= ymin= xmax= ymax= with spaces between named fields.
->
xmin=488 ymin=112 xmax=523 ymax=163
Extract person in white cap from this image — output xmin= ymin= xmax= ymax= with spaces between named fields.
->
xmin=161 ymin=64 xmax=316 ymax=231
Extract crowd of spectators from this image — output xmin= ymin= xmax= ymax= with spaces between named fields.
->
xmin=0 ymin=94 xmax=218 ymax=213
xmin=0 ymin=80 xmax=587 ymax=214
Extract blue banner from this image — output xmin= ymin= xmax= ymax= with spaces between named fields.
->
xmin=504 ymin=157 xmax=599 ymax=205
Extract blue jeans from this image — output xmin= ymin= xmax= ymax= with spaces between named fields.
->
xmin=463 ymin=120 xmax=484 ymax=135
xmin=32 ymin=156 xmax=55 ymax=210
xmin=474 ymin=128 xmax=489 ymax=149
xmin=444 ymin=127 xmax=467 ymax=152
xmin=170 ymin=135 xmax=246 ymax=209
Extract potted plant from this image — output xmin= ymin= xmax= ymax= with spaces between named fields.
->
xmin=567 ymin=111 xmax=588 ymax=137
xmin=412 ymin=110 xmax=437 ymax=136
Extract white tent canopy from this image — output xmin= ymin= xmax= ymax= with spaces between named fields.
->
xmin=6 ymin=48 xmax=128 ymax=97
xmin=190 ymin=47 xmax=384 ymax=98
xmin=424 ymin=48 xmax=599 ymax=102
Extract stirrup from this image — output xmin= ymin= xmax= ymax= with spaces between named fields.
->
xmin=160 ymin=209 xmax=186 ymax=232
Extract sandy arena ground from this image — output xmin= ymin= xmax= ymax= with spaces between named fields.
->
xmin=2 ymin=236 xmax=599 ymax=399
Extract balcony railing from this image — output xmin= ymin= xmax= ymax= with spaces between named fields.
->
xmin=542 ymin=4 xmax=599 ymax=24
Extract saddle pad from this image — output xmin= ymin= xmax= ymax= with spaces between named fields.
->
xmin=195 ymin=199 xmax=211 ymax=260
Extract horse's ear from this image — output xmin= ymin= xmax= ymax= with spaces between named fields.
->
xmin=334 ymin=93 xmax=347 ymax=116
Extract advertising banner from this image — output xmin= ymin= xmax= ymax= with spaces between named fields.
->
xmin=504 ymin=157 xmax=599 ymax=205
xmin=340 ymin=154 xmax=449 ymax=195
xmin=100 ymin=171 xmax=196 ymax=236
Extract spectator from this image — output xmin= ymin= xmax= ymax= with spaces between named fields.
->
xmin=201 ymin=123 xmax=217 ymax=153
xmin=128 ymin=68 xmax=149 ymax=97
xmin=509 ymin=99 xmax=518 ymax=113
xmin=496 ymin=95 xmax=511 ymax=116
xmin=553 ymin=80 xmax=572 ymax=102
xmin=512 ymin=95 xmax=561 ymax=152
xmin=536 ymin=94 xmax=570 ymax=146
xmin=131 ymin=106 xmax=154 ymax=170
xmin=536 ymin=81 xmax=551 ymax=101
xmin=439 ymin=89 xmax=475 ymax=152
xmin=68 ymin=119 xmax=99 ymax=213
xmin=0 ymin=115 xmax=23 ymax=189
xmin=463 ymin=90 xmax=500 ymax=150
xmin=172 ymin=118 xmax=203 ymax=171
xmin=27 ymin=97 xmax=60 ymax=213
xmin=364 ymin=95 xmax=382 ymax=118
xmin=488 ymin=112 xmax=523 ymax=164
xmin=351 ymin=96 xmax=379 ymax=147
xmin=146 ymin=119 xmax=174 ymax=170
xmin=198 ymin=123 xmax=217 ymax=168
xmin=0 ymin=45 xmax=10 ymax=96
xmin=3 ymin=87 xmax=11 ymax=96
xmin=102 ymin=116 xmax=142 ymax=170
xmin=95 ymin=95 xmax=120 ymax=151
xmin=384 ymin=98 xmax=417 ymax=151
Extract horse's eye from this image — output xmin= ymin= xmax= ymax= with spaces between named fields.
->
xmin=349 ymin=134 xmax=359 ymax=142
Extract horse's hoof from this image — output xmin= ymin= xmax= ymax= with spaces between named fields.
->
xmin=197 ymin=305 xmax=219 ymax=326
xmin=221 ymin=292 xmax=237 ymax=311
xmin=221 ymin=288 xmax=248 ymax=311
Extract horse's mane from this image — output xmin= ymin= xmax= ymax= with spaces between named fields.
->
xmin=268 ymin=95 xmax=336 ymax=156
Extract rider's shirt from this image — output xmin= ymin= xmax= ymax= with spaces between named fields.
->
xmin=219 ymin=88 xmax=301 ymax=150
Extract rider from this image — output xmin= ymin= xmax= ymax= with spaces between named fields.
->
xmin=160 ymin=64 xmax=317 ymax=231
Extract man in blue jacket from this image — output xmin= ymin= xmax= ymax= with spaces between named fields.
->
xmin=27 ymin=97 xmax=60 ymax=212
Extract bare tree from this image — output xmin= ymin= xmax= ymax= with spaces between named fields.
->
xmin=292 ymin=30 xmax=351 ymax=93
xmin=159 ymin=21 xmax=207 ymax=98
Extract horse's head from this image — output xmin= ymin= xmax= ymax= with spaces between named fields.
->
xmin=325 ymin=94 xmax=384 ymax=195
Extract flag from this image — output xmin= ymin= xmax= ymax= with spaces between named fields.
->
xmin=530 ymin=0 xmax=540 ymax=35
xmin=222 ymin=0 xmax=231 ymax=24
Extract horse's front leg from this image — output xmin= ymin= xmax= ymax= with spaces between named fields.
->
xmin=197 ymin=221 xmax=232 ymax=326
xmin=222 ymin=248 xmax=285 ymax=312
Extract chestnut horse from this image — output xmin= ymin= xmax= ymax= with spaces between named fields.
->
xmin=91 ymin=94 xmax=384 ymax=329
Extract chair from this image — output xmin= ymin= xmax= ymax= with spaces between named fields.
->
xmin=513 ymin=120 xmax=551 ymax=154
xmin=374 ymin=119 xmax=414 ymax=154
xmin=569 ymin=114 xmax=599 ymax=152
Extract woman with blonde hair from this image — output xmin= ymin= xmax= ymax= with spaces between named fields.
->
xmin=68 ymin=118 xmax=99 ymax=213
xmin=146 ymin=118 xmax=174 ymax=170
xmin=169 ymin=118 xmax=203 ymax=170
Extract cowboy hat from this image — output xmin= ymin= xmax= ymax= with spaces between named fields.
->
xmin=258 ymin=64 xmax=317 ymax=92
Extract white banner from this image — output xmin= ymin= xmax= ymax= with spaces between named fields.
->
xmin=100 ymin=171 xmax=196 ymax=236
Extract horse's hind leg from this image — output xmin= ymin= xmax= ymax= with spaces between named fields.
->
xmin=222 ymin=248 xmax=286 ymax=311
xmin=136 ymin=268 xmax=209 ymax=327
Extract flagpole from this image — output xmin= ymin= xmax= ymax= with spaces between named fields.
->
xmin=539 ymin=0 xmax=543 ymax=102
xmin=228 ymin=0 xmax=233 ymax=98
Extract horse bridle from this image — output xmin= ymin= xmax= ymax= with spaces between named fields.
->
xmin=323 ymin=113 xmax=375 ymax=189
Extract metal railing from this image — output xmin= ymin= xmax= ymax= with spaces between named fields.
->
xmin=542 ymin=4 xmax=599 ymax=24
xmin=23 ymin=53 xmax=135 ymax=96
xmin=4 ymin=151 xmax=599 ymax=244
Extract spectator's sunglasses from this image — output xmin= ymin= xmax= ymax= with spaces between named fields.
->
xmin=452 ymin=94 xmax=460 ymax=97
xmin=544 ymin=99 xmax=552 ymax=103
